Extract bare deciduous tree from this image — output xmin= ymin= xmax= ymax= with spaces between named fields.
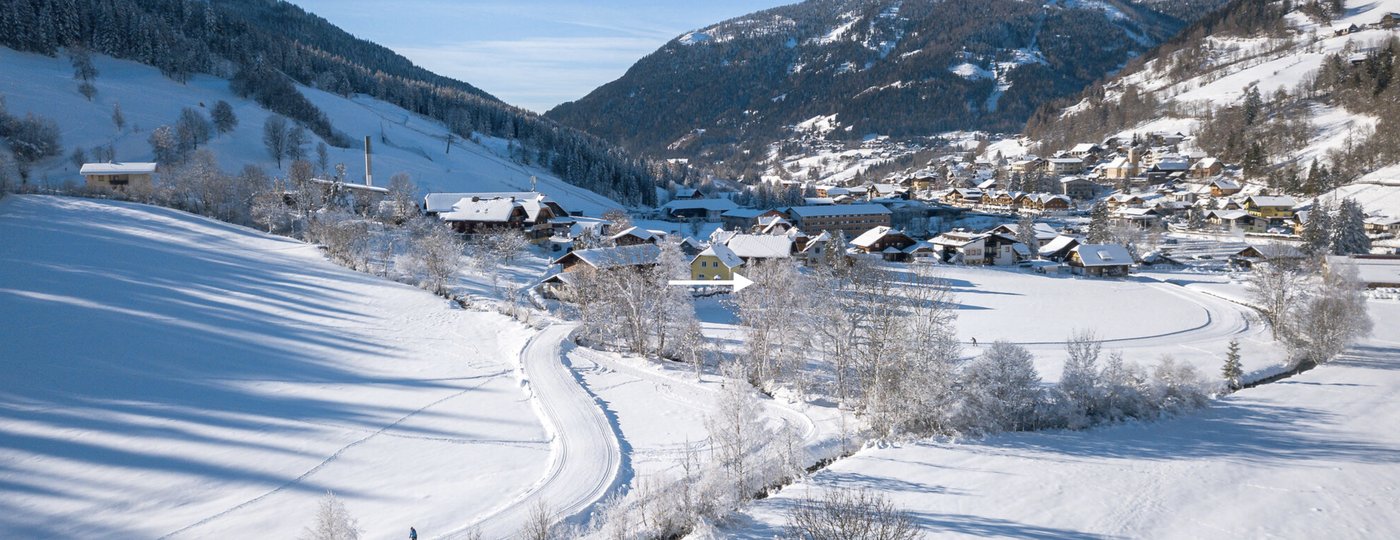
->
xmin=300 ymin=491 xmax=360 ymax=540
xmin=785 ymin=488 xmax=920 ymax=540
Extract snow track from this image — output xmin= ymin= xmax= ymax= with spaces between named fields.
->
xmin=446 ymin=324 xmax=623 ymax=538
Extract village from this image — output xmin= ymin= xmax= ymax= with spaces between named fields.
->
xmin=241 ymin=128 xmax=1390 ymax=294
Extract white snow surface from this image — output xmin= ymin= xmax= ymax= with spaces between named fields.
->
xmin=0 ymin=47 xmax=624 ymax=216
xmin=730 ymin=297 xmax=1400 ymax=539
xmin=0 ymin=195 xmax=551 ymax=538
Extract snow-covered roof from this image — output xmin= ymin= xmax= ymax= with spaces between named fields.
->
xmin=1048 ymin=157 xmax=1084 ymax=165
xmin=1245 ymin=196 xmax=1297 ymax=208
xmin=850 ymin=226 xmax=902 ymax=248
xmin=696 ymin=243 xmax=744 ymax=269
xmin=1039 ymin=235 xmax=1081 ymax=257
xmin=1072 ymin=244 xmax=1133 ymax=266
xmin=725 ymin=234 xmax=793 ymax=259
xmin=425 ymin=192 xmax=554 ymax=214
xmin=79 ymin=162 xmax=157 ymax=175
xmin=610 ymin=226 xmax=665 ymax=242
xmin=309 ymin=178 xmax=390 ymax=194
xmin=720 ymin=208 xmax=771 ymax=218
xmin=661 ymin=198 xmax=739 ymax=212
xmin=440 ymin=197 xmax=519 ymax=222
xmin=554 ymin=244 xmax=662 ymax=270
xmin=931 ymin=231 xmax=987 ymax=248
xmin=991 ymin=222 xmax=1059 ymax=241
xmin=1212 ymin=178 xmax=1241 ymax=190
xmin=786 ymin=204 xmax=892 ymax=218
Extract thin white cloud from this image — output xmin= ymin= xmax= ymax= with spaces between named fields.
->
xmin=393 ymin=36 xmax=663 ymax=112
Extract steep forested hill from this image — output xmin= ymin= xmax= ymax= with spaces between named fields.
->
xmin=546 ymin=0 xmax=1228 ymax=173
xmin=0 ymin=0 xmax=660 ymax=205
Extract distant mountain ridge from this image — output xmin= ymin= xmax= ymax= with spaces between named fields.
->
xmin=546 ymin=0 xmax=1229 ymax=176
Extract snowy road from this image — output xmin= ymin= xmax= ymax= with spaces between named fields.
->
xmin=447 ymin=323 xmax=622 ymax=538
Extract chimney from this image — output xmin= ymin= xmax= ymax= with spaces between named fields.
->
xmin=363 ymin=136 xmax=373 ymax=187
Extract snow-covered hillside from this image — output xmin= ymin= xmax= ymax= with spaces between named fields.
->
xmin=731 ymin=291 xmax=1400 ymax=538
xmin=0 ymin=47 xmax=623 ymax=215
xmin=0 ymin=195 xmax=548 ymax=538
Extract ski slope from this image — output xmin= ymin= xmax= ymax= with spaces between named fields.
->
xmin=730 ymin=300 xmax=1400 ymax=538
xmin=0 ymin=195 xmax=551 ymax=538
xmin=0 ymin=47 xmax=624 ymax=215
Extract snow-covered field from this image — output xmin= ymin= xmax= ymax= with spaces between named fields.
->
xmin=698 ymin=264 xmax=1278 ymax=383
xmin=0 ymin=47 xmax=623 ymax=215
xmin=731 ymin=298 xmax=1400 ymax=539
xmin=0 ymin=195 xmax=547 ymax=538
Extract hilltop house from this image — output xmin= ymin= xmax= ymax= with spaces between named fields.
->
xmin=80 ymin=162 xmax=157 ymax=192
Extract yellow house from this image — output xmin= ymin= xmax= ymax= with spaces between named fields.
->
xmin=690 ymin=243 xmax=743 ymax=281
xmin=1243 ymin=195 xmax=1297 ymax=219
xmin=80 ymin=162 xmax=157 ymax=192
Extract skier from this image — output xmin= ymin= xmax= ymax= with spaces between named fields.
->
xmin=971 ymin=337 xmax=978 ymax=347
xmin=409 ymin=526 xmax=417 ymax=540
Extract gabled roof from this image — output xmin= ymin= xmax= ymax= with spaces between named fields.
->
xmin=610 ymin=226 xmax=666 ymax=243
xmin=80 ymin=162 xmax=157 ymax=175
xmin=785 ymin=204 xmax=892 ymax=218
xmin=696 ymin=243 xmax=744 ymax=269
xmin=990 ymin=222 xmax=1059 ymax=241
xmin=1211 ymin=177 xmax=1241 ymax=190
xmin=850 ymin=226 xmax=912 ymax=248
xmin=1072 ymin=244 xmax=1133 ymax=266
xmin=1039 ymin=235 xmax=1081 ymax=257
xmin=725 ymin=234 xmax=793 ymax=259
xmin=931 ymin=231 xmax=987 ymax=248
xmin=553 ymin=244 xmax=662 ymax=270
xmin=424 ymin=192 xmax=563 ymax=216
xmin=1244 ymin=195 xmax=1296 ymax=208
xmin=309 ymin=178 xmax=391 ymax=194
xmin=662 ymin=198 xmax=740 ymax=212
xmin=440 ymin=197 xmax=521 ymax=221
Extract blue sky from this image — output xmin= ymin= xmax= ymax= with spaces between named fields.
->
xmin=288 ymin=1 xmax=793 ymax=113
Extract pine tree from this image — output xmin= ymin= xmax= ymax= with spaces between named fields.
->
xmin=1243 ymin=86 xmax=1263 ymax=125
xmin=1332 ymin=198 xmax=1372 ymax=255
xmin=1300 ymin=199 xmax=1333 ymax=257
xmin=1222 ymin=339 xmax=1243 ymax=391
xmin=1087 ymin=200 xmax=1112 ymax=243
xmin=1015 ymin=213 xmax=1039 ymax=253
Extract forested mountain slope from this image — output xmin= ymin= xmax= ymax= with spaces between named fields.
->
xmin=547 ymin=0 xmax=1227 ymax=175
xmin=0 ymin=0 xmax=659 ymax=206
xmin=1024 ymin=0 xmax=1400 ymax=202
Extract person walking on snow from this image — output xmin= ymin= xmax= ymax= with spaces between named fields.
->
xmin=409 ymin=527 xmax=417 ymax=540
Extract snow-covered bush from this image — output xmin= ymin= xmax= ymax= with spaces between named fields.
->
xmin=1148 ymin=356 xmax=1211 ymax=412
xmin=784 ymin=488 xmax=920 ymax=540
xmin=300 ymin=491 xmax=360 ymax=540
xmin=955 ymin=341 xmax=1045 ymax=435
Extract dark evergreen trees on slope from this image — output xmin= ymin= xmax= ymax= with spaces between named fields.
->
xmin=1332 ymin=198 xmax=1371 ymax=256
xmin=0 ymin=0 xmax=658 ymax=206
xmin=211 ymin=100 xmax=237 ymax=135
xmin=547 ymin=0 xmax=1215 ymax=173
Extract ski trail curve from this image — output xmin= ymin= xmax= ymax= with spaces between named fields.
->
xmin=443 ymin=323 xmax=622 ymax=539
